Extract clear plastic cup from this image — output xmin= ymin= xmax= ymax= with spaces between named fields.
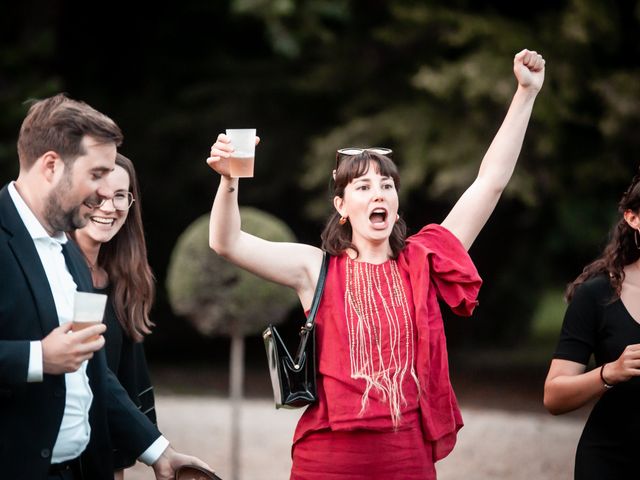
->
xmin=72 ymin=291 xmax=107 ymax=341
xmin=226 ymin=128 xmax=256 ymax=178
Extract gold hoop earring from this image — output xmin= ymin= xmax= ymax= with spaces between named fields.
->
xmin=635 ymin=229 xmax=640 ymax=250
xmin=339 ymin=216 xmax=347 ymax=225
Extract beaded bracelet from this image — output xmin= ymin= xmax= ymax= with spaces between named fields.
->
xmin=600 ymin=363 xmax=614 ymax=389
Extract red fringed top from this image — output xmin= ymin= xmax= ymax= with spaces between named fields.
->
xmin=293 ymin=224 xmax=482 ymax=461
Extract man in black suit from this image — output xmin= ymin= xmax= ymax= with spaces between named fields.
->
xmin=0 ymin=94 xmax=211 ymax=479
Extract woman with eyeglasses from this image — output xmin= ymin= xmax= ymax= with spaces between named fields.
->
xmin=70 ymin=153 xmax=157 ymax=480
xmin=207 ymin=49 xmax=545 ymax=479
xmin=543 ymin=172 xmax=640 ymax=479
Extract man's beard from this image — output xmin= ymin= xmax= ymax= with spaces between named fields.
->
xmin=44 ymin=174 xmax=93 ymax=233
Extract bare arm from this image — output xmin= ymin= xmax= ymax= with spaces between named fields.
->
xmin=207 ymin=134 xmax=323 ymax=310
xmin=442 ymin=49 xmax=545 ymax=250
xmin=543 ymin=359 xmax=604 ymax=415
xmin=544 ymin=342 xmax=640 ymax=414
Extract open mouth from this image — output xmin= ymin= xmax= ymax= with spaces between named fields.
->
xmin=369 ymin=208 xmax=388 ymax=225
xmin=90 ymin=216 xmax=115 ymax=226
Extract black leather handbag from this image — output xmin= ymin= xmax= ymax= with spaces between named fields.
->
xmin=263 ymin=252 xmax=329 ymax=409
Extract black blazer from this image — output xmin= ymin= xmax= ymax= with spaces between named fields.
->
xmin=0 ymin=185 xmax=161 ymax=480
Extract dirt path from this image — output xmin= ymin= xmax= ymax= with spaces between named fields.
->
xmin=126 ymin=395 xmax=582 ymax=480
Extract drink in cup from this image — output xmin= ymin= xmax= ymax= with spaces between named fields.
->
xmin=72 ymin=291 xmax=108 ymax=341
xmin=226 ymin=128 xmax=256 ymax=178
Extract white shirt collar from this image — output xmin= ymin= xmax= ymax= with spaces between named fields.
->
xmin=8 ymin=181 xmax=68 ymax=245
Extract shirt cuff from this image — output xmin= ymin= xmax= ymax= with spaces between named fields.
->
xmin=28 ymin=341 xmax=43 ymax=382
xmin=139 ymin=436 xmax=170 ymax=465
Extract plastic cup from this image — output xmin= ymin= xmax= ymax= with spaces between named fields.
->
xmin=226 ymin=128 xmax=256 ymax=178
xmin=72 ymin=291 xmax=107 ymax=341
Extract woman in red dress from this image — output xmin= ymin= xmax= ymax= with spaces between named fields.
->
xmin=207 ymin=49 xmax=545 ymax=479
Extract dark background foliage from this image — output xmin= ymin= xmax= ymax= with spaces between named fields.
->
xmin=2 ymin=0 xmax=639 ymax=369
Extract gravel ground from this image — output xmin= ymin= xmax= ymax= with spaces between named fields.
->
xmin=125 ymin=395 xmax=583 ymax=480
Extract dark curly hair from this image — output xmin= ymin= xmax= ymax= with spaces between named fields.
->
xmin=566 ymin=172 xmax=640 ymax=301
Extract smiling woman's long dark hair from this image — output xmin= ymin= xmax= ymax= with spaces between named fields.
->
xmin=321 ymin=151 xmax=407 ymax=259
xmin=98 ymin=153 xmax=155 ymax=341
xmin=566 ymin=173 xmax=640 ymax=301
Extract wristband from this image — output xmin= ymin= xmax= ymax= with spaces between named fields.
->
xmin=600 ymin=363 xmax=614 ymax=389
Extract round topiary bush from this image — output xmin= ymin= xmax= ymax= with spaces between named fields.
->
xmin=166 ymin=206 xmax=298 ymax=337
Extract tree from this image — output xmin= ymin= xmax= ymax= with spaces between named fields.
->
xmin=2 ymin=0 xmax=639 ymax=351
xmin=166 ymin=207 xmax=298 ymax=480
xmin=235 ymin=0 xmax=640 ymax=345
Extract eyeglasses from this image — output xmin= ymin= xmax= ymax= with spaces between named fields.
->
xmin=93 ymin=192 xmax=135 ymax=211
xmin=335 ymin=147 xmax=393 ymax=169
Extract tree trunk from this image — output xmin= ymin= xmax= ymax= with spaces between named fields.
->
xmin=229 ymin=332 xmax=245 ymax=480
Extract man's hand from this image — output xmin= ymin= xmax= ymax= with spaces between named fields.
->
xmin=42 ymin=322 xmax=106 ymax=374
xmin=152 ymin=445 xmax=214 ymax=480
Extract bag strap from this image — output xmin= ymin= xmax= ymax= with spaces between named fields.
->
xmin=301 ymin=251 xmax=329 ymax=332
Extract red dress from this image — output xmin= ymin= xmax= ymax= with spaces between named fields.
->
xmin=291 ymin=225 xmax=482 ymax=480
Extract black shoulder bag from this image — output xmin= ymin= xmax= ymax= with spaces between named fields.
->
xmin=262 ymin=252 xmax=329 ymax=409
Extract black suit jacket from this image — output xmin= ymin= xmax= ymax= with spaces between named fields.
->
xmin=0 ymin=185 xmax=161 ymax=479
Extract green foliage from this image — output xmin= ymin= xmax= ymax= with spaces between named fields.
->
xmin=250 ymin=0 xmax=639 ymax=345
xmin=166 ymin=208 xmax=298 ymax=337
xmin=0 ymin=12 xmax=62 ymax=182
xmin=2 ymin=0 xmax=639 ymax=350
xmin=231 ymin=0 xmax=350 ymax=58
xmin=530 ymin=288 xmax=567 ymax=345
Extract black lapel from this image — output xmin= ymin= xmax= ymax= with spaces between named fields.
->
xmin=62 ymin=239 xmax=93 ymax=292
xmin=0 ymin=185 xmax=60 ymax=335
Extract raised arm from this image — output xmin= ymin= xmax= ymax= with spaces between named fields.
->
xmin=207 ymin=134 xmax=323 ymax=310
xmin=441 ymin=49 xmax=545 ymax=250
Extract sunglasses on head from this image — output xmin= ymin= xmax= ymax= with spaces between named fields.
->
xmin=335 ymin=147 xmax=393 ymax=169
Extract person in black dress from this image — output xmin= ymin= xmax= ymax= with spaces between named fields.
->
xmin=544 ymin=172 xmax=640 ymax=479
xmin=71 ymin=153 xmax=157 ymax=480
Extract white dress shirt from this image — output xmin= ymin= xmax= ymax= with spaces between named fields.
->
xmin=8 ymin=182 xmax=168 ymax=465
